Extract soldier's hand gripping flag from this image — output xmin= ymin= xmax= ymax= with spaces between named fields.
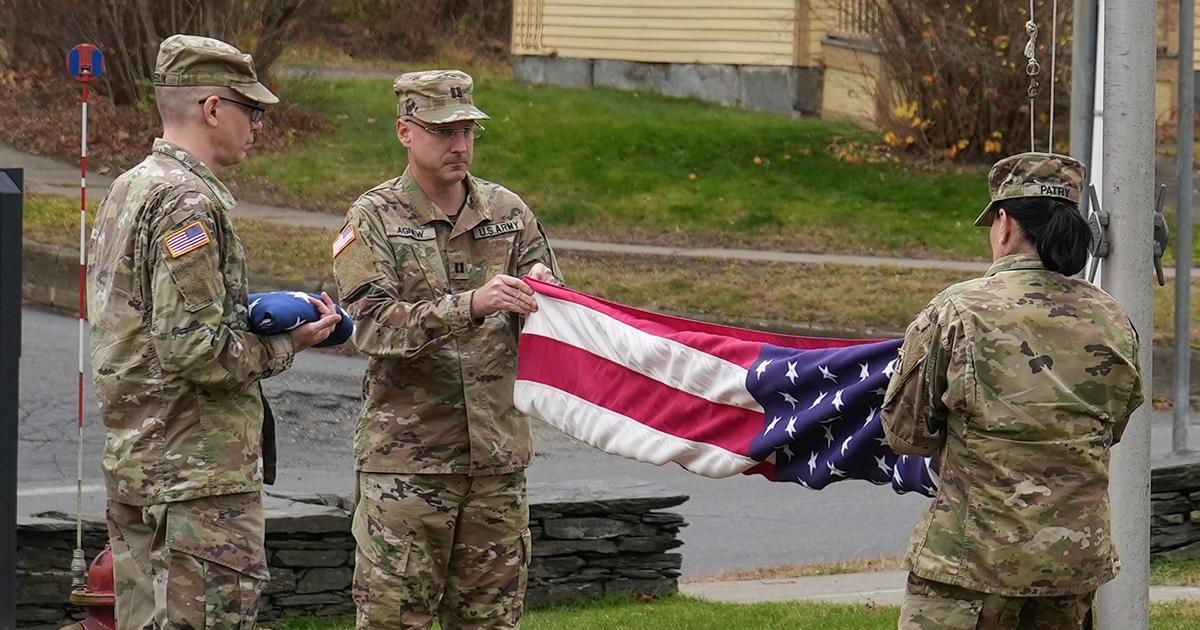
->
xmin=514 ymin=279 xmax=938 ymax=497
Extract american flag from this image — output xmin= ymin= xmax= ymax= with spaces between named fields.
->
xmin=514 ymin=279 xmax=937 ymax=497
xmin=247 ymin=291 xmax=355 ymax=348
xmin=332 ymin=223 xmax=356 ymax=258
xmin=164 ymin=221 xmax=210 ymax=258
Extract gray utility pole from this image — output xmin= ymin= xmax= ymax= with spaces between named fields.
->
xmin=1175 ymin=0 xmax=1195 ymax=453
xmin=1070 ymin=0 xmax=1099 ymax=197
xmin=1096 ymin=0 xmax=1156 ymax=627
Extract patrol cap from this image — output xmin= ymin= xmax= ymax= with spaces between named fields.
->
xmin=975 ymin=152 xmax=1085 ymax=226
xmin=153 ymin=34 xmax=278 ymax=105
xmin=394 ymin=69 xmax=489 ymax=123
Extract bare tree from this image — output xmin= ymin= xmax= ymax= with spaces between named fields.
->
xmin=1 ymin=0 xmax=321 ymax=106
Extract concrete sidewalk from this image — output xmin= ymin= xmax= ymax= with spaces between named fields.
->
xmin=680 ymin=570 xmax=1200 ymax=606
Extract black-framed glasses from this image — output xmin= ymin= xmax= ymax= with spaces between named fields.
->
xmin=198 ymin=96 xmax=265 ymax=122
xmin=405 ymin=118 xmax=483 ymax=141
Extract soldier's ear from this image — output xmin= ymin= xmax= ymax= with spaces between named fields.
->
xmin=198 ymin=95 xmax=220 ymax=128
xmin=995 ymin=210 xmax=1013 ymax=245
xmin=397 ymin=119 xmax=413 ymax=147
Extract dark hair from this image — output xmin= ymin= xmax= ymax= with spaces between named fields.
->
xmin=996 ymin=197 xmax=1092 ymax=276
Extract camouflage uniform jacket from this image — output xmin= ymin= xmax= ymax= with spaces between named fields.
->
xmin=880 ymin=254 xmax=1144 ymax=597
xmin=333 ymin=168 xmax=559 ymax=476
xmin=88 ymin=139 xmax=295 ymax=506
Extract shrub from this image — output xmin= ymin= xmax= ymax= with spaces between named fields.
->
xmin=870 ymin=0 xmax=1073 ymax=161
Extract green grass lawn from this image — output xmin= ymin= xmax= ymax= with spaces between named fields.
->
xmin=231 ymin=74 xmax=990 ymax=260
xmin=264 ymin=595 xmax=1200 ymax=630
xmin=263 ymin=556 xmax=1200 ymax=629
xmin=229 ymin=71 xmax=1200 ymax=269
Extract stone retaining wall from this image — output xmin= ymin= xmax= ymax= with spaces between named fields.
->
xmin=1151 ymin=456 xmax=1200 ymax=558
xmin=16 ymin=482 xmax=686 ymax=628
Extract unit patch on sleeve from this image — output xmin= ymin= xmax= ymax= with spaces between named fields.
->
xmin=332 ymin=222 xmax=357 ymax=258
xmin=472 ymin=218 xmax=525 ymax=239
xmin=164 ymin=221 xmax=211 ymax=258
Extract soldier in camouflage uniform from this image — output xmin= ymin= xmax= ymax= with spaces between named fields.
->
xmin=880 ymin=152 xmax=1145 ymax=630
xmin=87 ymin=34 xmax=342 ymax=629
xmin=332 ymin=70 xmax=560 ymax=630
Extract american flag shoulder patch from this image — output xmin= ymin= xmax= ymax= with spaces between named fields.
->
xmin=332 ymin=223 xmax=356 ymax=258
xmin=164 ymin=221 xmax=211 ymax=258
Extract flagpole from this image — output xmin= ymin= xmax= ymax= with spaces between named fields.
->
xmin=67 ymin=43 xmax=103 ymax=590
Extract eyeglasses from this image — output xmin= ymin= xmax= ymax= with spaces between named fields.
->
xmin=197 ymin=96 xmax=265 ymax=123
xmin=405 ymin=118 xmax=483 ymax=141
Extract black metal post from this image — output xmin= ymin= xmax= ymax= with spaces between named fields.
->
xmin=0 ymin=168 xmax=23 ymax=627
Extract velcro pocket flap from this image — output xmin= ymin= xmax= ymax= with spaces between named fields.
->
xmin=167 ymin=506 xmax=269 ymax=580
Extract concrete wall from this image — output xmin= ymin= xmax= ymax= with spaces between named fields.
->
xmin=513 ymin=56 xmax=822 ymax=116
xmin=17 ymin=483 xmax=687 ymax=628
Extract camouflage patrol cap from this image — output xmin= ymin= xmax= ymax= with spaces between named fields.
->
xmin=975 ymin=152 xmax=1085 ymax=226
xmin=153 ymin=34 xmax=278 ymax=105
xmin=394 ymin=69 xmax=489 ymax=123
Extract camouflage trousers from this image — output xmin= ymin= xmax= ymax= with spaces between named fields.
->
xmin=106 ymin=492 xmax=269 ymax=629
xmin=352 ymin=471 xmax=531 ymax=630
xmin=898 ymin=573 xmax=1094 ymax=630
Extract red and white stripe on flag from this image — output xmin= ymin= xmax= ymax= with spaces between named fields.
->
xmin=515 ymin=279 xmax=865 ymax=478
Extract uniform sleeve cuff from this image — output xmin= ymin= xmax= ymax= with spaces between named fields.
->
xmin=265 ymin=332 xmax=296 ymax=377
xmin=455 ymin=290 xmax=481 ymax=331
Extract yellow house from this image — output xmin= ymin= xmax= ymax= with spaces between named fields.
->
xmin=512 ymin=0 xmax=910 ymax=126
xmin=513 ymin=0 xmax=1195 ymax=130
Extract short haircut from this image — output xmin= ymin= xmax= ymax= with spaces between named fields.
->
xmin=155 ymin=85 xmax=228 ymax=128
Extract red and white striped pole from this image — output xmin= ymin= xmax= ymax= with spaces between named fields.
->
xmin=66 ymin=43 xmax=103 ymax=590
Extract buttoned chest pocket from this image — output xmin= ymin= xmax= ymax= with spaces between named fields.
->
xmin=386 ymin=226 xmax=443 ymax=300
xmin=468 ymin=218 xmax=525 ymax=282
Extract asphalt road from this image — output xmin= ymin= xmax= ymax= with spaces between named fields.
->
xmin=6 ymin=305 xmax=959 ymax=577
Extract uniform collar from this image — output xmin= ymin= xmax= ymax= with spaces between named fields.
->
xmin=150 ymin=138 xmax=236 ymax=209
xmin=399 ymin=167 xmax=490 ymax=238
xmin=984 ymin=253 xmax=1046 ymax=276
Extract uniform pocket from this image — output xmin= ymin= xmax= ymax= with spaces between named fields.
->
xmin=352 ymin=507 xmax=412 ymax=576
xmin=161 ymin=227 xmax=225 ymax=313
xmin=516 ymin=528 xmax=531 ymax=606
xmin=166 ymin=505 xmax=269 ymax=580
xmin=898 ymin=594 xmax=983 ymax=630
xmin=165 ymin=500 xmax=268 ymax=629
xmin=883 ymin=309 xmax=938 ymax=411
xmin=899 ymin=574 xmax=984 ymax=630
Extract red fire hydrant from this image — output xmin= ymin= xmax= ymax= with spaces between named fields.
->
xmin=60 ymin=543 xmax=116 ymax=630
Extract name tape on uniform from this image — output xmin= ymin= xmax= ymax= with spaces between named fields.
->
xmin=473 ymin=219 xmax=524 ymax=240
xmin=390 ymin=226 xmax=435 ymax=241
